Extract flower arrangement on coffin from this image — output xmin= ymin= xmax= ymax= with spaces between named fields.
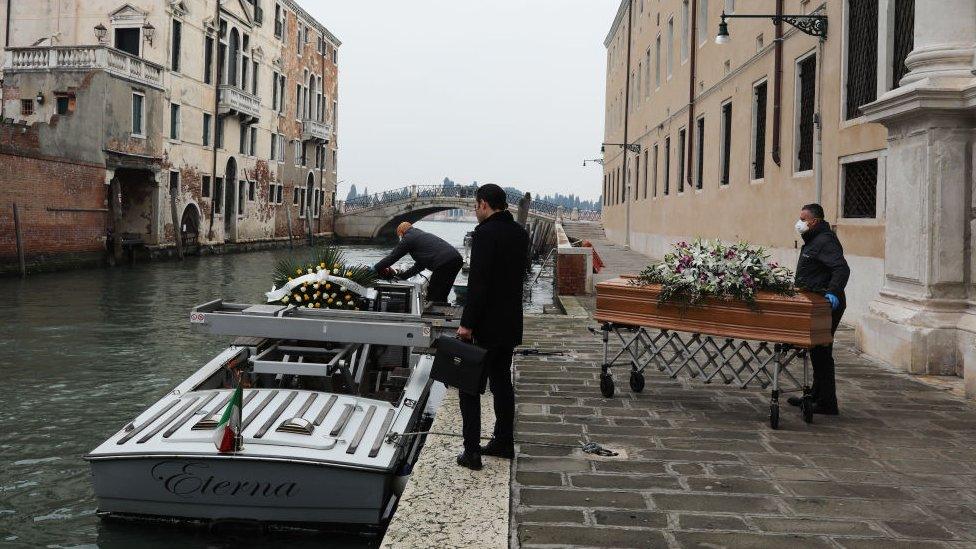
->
xmin=266 ymin=245 xmax=379 ymax=310
xmin=633 ymin=239 xmax=796 ymax=307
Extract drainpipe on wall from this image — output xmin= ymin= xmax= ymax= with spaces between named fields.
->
xmin=206 ymin=2 xmax=221 ymax=242
xmin=771 ymin=0 xmax=784 ymax=166
xmin=622 ymin=0 xmax=633 ymax=250
xmin=686 ymin=0 xmax=698 ymax=190
xmin=4 ymin=0 xmax=12 ymax=47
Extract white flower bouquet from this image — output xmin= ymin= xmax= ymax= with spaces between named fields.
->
xmin=634 ymin=239 xmax=796 ymax=307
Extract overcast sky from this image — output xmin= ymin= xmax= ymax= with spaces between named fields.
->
xmin=296 ymin=1 xmax=617 ymax=201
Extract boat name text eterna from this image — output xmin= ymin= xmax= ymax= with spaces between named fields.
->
xmin=151 ymin=461 xmax=299 ymax=499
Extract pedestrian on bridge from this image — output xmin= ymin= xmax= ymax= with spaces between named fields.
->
xmin=373 ymin=222 xmax=463 ymax=303
xmin=455 ymin=184 xmax=531 ymax=470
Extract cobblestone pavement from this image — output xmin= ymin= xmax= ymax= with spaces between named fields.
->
xmin=511 ymin=238 xmax=976 ymax=548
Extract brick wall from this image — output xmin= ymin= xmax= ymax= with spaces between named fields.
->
xmin=556 ymin=252 xmax=587 ymax=296
xmin=0 ymin=151 xmax=108 ymax=272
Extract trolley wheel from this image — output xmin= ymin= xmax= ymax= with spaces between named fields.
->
xmin=801 ymin=398 xmax=814 ymax=424
xmin=599 ymin=373 xmax=615 ymax=398
xmin=629 ymin=370 xmax=645 ymax=393
xmin=769 ymin=403 xmax=780 ymax=429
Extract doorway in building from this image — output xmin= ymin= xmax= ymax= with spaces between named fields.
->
xmin=224 ymin=157 xmax=237 ymax=240
xmin=180 ymin=204 xmax=200 ymax=252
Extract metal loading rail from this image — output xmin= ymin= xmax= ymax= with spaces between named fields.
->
xmin=591 ymin=322 xmax=813 ymax=429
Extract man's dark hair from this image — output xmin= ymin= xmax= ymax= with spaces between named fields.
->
xmin=802 ymin=203 xmax=825 ymax=220
xmin=476 ymin=184 xmax=508 ymax=211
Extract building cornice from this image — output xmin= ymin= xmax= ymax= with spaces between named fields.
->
xmin=604 ymin=0 xmax=630 ymax=48
xmin=280 ymin=0 xmax=342 ymax=48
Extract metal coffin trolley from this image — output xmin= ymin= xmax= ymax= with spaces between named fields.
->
xmin=592 ymin=277 xmax=834 ymax=429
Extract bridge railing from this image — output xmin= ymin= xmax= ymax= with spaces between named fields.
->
xmin=335 ymin=184 xmax=600 ymax=222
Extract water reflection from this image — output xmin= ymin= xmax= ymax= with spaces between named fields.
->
xmin=0 ymin=220 xmax=552 ymax=548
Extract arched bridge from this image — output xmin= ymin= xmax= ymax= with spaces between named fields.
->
xmin=333 ymin=184 xmax=601 ymax=240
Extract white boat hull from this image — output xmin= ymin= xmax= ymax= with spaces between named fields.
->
xmin=91 ymin=456 xmax=394 ymax=524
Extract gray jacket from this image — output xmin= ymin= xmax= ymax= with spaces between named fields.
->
xmin=373 ymin=228 xmax=462 ymax=279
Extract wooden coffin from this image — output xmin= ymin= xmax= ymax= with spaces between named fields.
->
xmin=595 ymin=276 xmax=833 ymax=348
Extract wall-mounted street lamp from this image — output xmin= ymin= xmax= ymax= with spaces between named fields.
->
xmin=715 ymin=9 xmax=828 ymax=203
xmin=715 ymin=11 xmax=828 ymax=44
xmin=582 ymin=159 xmax=605 ymax=167
xmin=142 ymin=21 xmax=156 ymax=46
xmin=35 ymin=92 xmax=45 ymax=105
xmin=94 ymin=23 xmax=108 ymax=44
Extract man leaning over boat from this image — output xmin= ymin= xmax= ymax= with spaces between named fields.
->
xmin=373 ymin=222 xmax=464 ymax=303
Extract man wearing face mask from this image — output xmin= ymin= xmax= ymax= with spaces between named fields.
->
xmin=790 ymin=203 xmax=850 ymax=415
xmin=373 ymin=221 xmax=463 ymax=303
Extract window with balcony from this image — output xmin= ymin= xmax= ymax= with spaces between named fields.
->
xmin=171 ymin=19 xmax=182 ymax=72
xmin=115 ymin=27 xmax=140 ymax=57
xmin=131 ymin=92 xmax=145 ymax=137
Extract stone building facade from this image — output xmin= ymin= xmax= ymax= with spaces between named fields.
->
xmin=0 ymin=0 xmax=338 ymax=269
xmin=601 ymin=0 xmax=976 ymax=395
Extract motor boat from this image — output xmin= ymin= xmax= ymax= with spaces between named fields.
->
xmin=85 ymin=281 xmax=460 ymax=527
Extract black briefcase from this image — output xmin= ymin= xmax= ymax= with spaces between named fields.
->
xmin=430 ymin=336 xmax=487 ymax=395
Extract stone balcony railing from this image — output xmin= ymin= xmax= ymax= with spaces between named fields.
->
xmin=218 ymin=85 xmax=261 ymax=121
xmin=301 ymin=118 xmax=333 ymax=142
xmin=3 ymin=46 xmax=165 ymax=90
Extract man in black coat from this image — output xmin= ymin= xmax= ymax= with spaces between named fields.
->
xmin=456 ymin=184 xmax=530 ymax=470
xmin=789 ymin=203 xmax=851 ymax=415
xmin=373 ymin=222 xmax=463 ymax=303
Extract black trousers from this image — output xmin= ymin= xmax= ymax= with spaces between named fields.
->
xmin=810 ymin=305 xmax=845 ymax=410
xmin=427 ymin=257 xmax=463 ymax=303
xmin=459 ymin=347 xmax=515 ymax=453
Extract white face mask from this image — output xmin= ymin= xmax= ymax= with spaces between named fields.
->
xmin=795 ymin=219 xmax=809 ymax=234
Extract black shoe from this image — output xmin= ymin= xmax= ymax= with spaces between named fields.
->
xmin=810 ymin=403 xmax=839 ymax=416
xmin=480 ymin=439 xmax=515 ymax=459
xmin=456 ymin=450 xmax=483 ymax=470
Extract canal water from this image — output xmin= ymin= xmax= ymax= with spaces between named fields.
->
xmin=0 ymin=221 xmax=553 ymax=548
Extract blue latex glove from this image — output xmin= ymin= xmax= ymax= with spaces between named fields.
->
xmin=825 ymin=293 xmax=840 ymax=310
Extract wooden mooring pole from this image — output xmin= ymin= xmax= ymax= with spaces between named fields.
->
xmin=170 ymin=191 xmax=184 ymax=260
xmin=12 ymin=203 xmax=26 ymax=277
xmin=284 ymin=203 xmax=294 ymax=249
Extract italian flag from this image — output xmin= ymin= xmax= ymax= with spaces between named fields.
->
xmin=214 ymin=385 xmax=243 ymax=453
